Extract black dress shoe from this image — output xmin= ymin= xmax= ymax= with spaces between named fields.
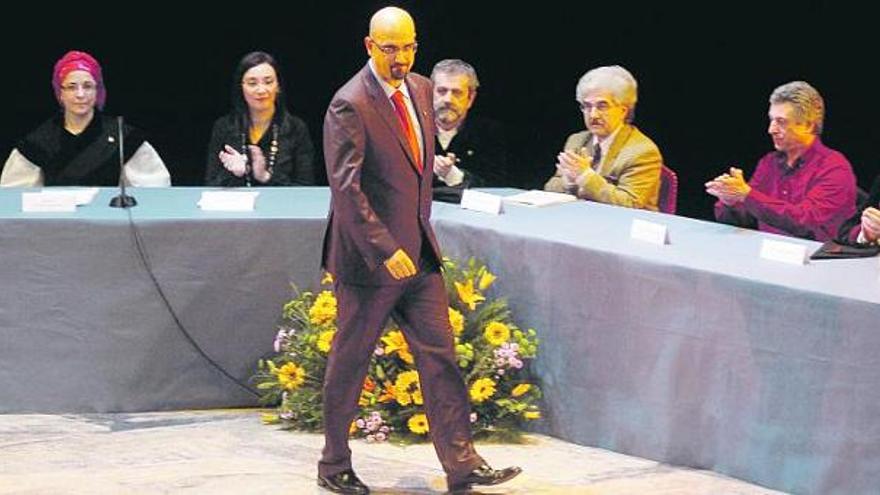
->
xmin=449 ymin=464 xmax=522 ymax=492
xmin=317 ymin=469 xmax=370 ymax=494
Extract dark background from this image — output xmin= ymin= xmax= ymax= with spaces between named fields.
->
xmin=2 ymin=2 xmax=876 ymax=221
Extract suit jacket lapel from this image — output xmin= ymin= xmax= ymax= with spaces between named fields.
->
xmin=407 ymin=77 xmax=432 ymax=164
xmin=601 ymin=124 xmax=633 ymax=174
xmin=361 ymin=66 xmax=422 ymax=174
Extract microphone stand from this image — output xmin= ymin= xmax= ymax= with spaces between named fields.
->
xmin=109 ymin=116 xmax=137 ymax=208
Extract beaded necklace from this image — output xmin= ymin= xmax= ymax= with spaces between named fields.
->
xmin=240 ymin=121 xmax=279 ymax=186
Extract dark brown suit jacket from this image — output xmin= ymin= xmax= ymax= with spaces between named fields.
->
xmin=322 ymin=64 xmax=441 ymax=286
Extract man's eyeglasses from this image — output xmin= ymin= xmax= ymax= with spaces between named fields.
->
xmin=61 ymin=82 xmax=97 ymax=94
xmin=577 ymin=100 xmax=615 ymax=114
xmin=370 ymin=38 xmax=418 ymax=56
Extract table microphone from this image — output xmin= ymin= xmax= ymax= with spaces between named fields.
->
xmin=109 ymin=116 xmax=137 ymax=208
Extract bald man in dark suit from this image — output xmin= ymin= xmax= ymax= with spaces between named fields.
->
xmin=317 ymin=6 xmax=521 ymax=495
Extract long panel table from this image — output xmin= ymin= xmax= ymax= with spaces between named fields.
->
xmin=2 ymin=187 xmax=878 ymax=494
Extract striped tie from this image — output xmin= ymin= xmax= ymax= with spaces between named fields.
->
xmin=390 ymin=90 xmax=423 ymax=172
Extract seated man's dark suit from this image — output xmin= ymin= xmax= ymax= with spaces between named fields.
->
xmin=433 ymin=115 xmax=510 ymax=202
xmin=838 ymin=174 xmax=880 ymax=244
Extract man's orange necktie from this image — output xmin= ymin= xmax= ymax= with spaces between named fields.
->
xmin=390 ymin=90 xmax=423 ymax=173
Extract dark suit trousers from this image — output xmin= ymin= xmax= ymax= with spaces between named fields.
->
xmin=318 ymin=266 xmax=484 ymax=485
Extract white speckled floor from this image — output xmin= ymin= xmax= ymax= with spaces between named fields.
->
xmin=0 ymin=409 xmax=786 ymax=494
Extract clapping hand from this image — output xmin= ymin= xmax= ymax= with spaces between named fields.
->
xmin=706 ymin=167 xmax=751 ymax=205
xmin=219 ymin=145 xmax=247 ymax=177
xmin=433 ymin=152 xmax=456 ymax=179
xmin=249 ymin=145 xmax=271 ymax=183
xmin=555 ymin=148 xmax=592 ymax=184
xmin=862 ymin=207 xmax=880 ymax=243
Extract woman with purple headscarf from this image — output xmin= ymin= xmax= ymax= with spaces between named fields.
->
xmin=0 ymin=50 xmax=170 ymax=187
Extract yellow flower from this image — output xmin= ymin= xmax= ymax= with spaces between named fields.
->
xmin=349 ymin=420 xmax=358 ymax=435
xmin=523 ymin=410 xmax=541 ymax=420
xmin=276 ymin=362 xmax=306 ymax=391
xmin=484 ymin=321 xmax=510 ymax=346
xmin=511 ymin=383 xmax=532 ymax=398
xmin=469 ymin=377 xmax=496 ymax=403
xmin=448 ymin=307 xmax=464 ymax=336
xmin=407 ymin=413 xmax=430 ymax=435
xmin=321 ymin=271 xmax=334 ymax=285
xmin=317 ymin=330 xmax=336 ymax=353
xmin=455 ymin=280 xmax=485 ymax=311
xmin=309 ymin=290 xmax=337 ymax=326
xmin=394 ymin=370 xmax=423 ymax=406
xmin=382 ymin=330 xmax=414 ymax=364
xmin=478 ymin=270 xmax=496 ymax=290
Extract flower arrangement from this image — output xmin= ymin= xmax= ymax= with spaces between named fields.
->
xmin=253 ymin=257 xmax=542 ymax=442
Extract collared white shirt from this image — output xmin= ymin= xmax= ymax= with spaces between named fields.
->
xmin=436 ymin=126 xmax=464 ymax=186
xmin=437 ymin=127 xmax=458 ymax=151
xmin=368 ymin=60 xmax=424 ymax=162
xmin=588 ymin=124 xmax=623 ymax=170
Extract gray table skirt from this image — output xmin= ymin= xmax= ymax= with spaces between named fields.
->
xmin=2 ymin=187 xmax=878 ymax=494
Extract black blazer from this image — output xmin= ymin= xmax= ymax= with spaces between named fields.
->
xmin=837 ymin=174 xmax=880 ymax=244
xmin=433 ymin=115 xmax=510 ymax=202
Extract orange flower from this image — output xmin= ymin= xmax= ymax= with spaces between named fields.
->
xmin=362 ymin=376 xmax=376 ymax=393
xmin=358 ymin=377 xmax=377 ymax=406
xmin=378 ymin=380 xmax=396 ymax=403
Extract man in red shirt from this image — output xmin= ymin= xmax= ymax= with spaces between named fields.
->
xmin=706 ymin=81 xmax=856 ymax=241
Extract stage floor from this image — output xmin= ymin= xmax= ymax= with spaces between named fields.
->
xmin=0 ymin=409 xmax=784 ymax=494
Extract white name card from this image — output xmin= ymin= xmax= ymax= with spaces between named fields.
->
xmin=460 ymin=189 xmax=503 ymax=215
xmin=630 ymin=218 xmax=669 ymax=245
xmin=759 ymin=239 xmax=808 ymax=265
xmin=197 ymin=191 xmax=259 ymax=211
xmin=22 ymin=191 xmax=77 ymax=212
xmin=56 ymin=187 xmax=100 ymax=205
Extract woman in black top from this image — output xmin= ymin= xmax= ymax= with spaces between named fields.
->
xmin=204 ymin=51 xmax=315 ymax=187
xmin=1 ymin=50 xmax=170 ymax=187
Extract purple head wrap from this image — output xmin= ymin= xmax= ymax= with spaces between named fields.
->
xmin=52 ymin=50 xmax=106 ymax=110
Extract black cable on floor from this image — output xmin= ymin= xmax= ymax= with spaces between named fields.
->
xmin=123 ymin=207 xmax=260 ymax=398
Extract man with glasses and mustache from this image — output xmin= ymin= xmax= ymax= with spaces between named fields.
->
xmin=430 ymin=59 xmax=511 ymax=203
xmin=544 ymin=65 xmax=663 ymax=210
xmin=706 ymin=81 xmax=856 ymax=241
xmin=318 ymin=6 xmax=521 ymax=495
